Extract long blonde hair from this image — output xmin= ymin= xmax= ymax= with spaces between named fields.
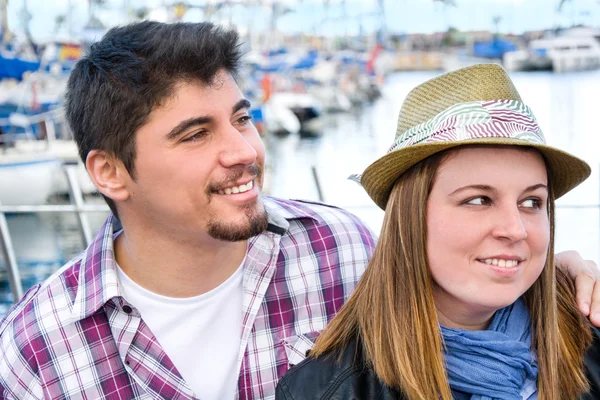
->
xmin=311 ymin=148 xmax=592 ymax=399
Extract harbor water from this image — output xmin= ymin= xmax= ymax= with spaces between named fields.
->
xmin=1 ymin=70 xmax=599 ymax=314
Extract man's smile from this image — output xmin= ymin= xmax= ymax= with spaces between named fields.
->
xmin=217 ymin=179 xmax=254 ymax=195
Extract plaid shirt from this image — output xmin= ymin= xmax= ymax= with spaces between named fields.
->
xmin=0 ymin=197 xmax=376 ymax=400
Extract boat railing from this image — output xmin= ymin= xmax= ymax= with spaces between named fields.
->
xmin=0 ymin=107 xmax=70 ymax=145
xmin=0 ymin=131 xmax=38 ymax=147
xmin=0 ymin=162 xmax=109 ymax=302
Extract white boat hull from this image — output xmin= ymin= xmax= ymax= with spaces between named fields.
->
xmin=263 ymin=100 xmax=301 ymax=137
xmin=0 ymin=158 xmax=59 ymax=205
xmin=505 ymin=28 xmax=600 ymax=73
xmin=11 ymin=140 xmax=97 ymax=195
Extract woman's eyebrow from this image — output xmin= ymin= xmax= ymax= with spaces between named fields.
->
xmin=523 ymin=183 xmax=548 ymax=193
xmin=448 ymin=183 xmax=548 ymax=197
xmin=449 ymin=184 xmax=495 ymax=196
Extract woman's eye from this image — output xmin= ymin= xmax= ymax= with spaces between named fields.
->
xmin=465 ymin=196 xmax=490 ymax=206
xmin=521 ymin=198 xmax=542 ymax=209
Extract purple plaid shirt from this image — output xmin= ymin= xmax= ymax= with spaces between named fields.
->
xmin=0 ymin=197 xmax=376 ymax=399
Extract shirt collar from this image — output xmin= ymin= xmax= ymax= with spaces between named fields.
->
xmin=263 ymin=196 xmax=322 ymax=231
xmin=72 ymin=213 xmax=122 ymax=320
xmin=71 ymin=196 xmax=319 ymax=320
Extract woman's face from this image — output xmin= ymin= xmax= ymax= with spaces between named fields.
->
xmin=426 ymin=146 xmax=550 ymax=330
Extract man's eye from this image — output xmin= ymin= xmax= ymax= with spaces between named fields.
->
xmin=465 ymin=196 xmax=491 ymax=206
xmin=182 ymin=131 xmax=206 ymax=142
xmin=237 ymin=115 xmax=252 ymax=124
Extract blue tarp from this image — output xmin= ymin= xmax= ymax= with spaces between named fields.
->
xmin=254 ymin=61 xmax=289 ymax=73
xmin=291 ymin=53 xmax=317 ymax=70
xmin=252 ymin=52 xmax=319 ymax=73
xmin=267 ymin=48 xmax=288 ymax=57
xmin=473 ymin=38 xmax=517 ymax=59
xmin=0 ymin=54 xmax=40 ymax=81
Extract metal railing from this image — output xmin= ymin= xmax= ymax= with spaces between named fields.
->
xmin=1 ymin=162 xmax=599 ymax=304
xmin=0 ymin=163 xmax=109 ymax=301
xmin=0 ymin=107 xmax=69 ymax=146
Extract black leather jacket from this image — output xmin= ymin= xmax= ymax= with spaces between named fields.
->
xmin=276 ymin=329 xmax=600 ymax=400
xmin=276 ymin=338 xmax=404 ymax=400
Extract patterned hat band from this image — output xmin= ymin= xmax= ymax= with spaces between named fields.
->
xmin=348 ymin=99 xmax=545 ymax=185
xmin=388 ymin=99 xmax=545 ymax=153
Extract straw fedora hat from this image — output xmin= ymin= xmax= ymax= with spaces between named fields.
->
xmin=356 ymin=63 xmax=591 ymax=210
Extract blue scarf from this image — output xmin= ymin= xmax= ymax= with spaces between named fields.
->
xmin=440 ymin=298 xmax=538 ymax=400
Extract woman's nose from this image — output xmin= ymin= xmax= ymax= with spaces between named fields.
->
xmin=492 ymin=205 xmax=528 ymax=242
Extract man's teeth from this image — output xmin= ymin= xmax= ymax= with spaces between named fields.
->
xmin=480 ymin=258 xmax=519 ymax=268
xmin=218 ymin=180 xmax=254 ymax=195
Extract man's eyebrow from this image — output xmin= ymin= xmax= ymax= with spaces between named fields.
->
xmin=449 ymin=183 xmax=548 ymax=196
xmin=166 ymin=116 xmax=212 ymax=141
xmin=233 ymin=99 xmax=251 ymax=114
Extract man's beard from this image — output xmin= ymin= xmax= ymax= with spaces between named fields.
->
xmin=206 ymin=202 xmax=269 ymax=241
xmin=205 ymin=164 xmax=269 ymax=241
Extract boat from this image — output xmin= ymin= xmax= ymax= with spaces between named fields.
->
xmin=0 ymin=33 xmax=94 ymax=205
xmin=262 ymin=99 xmax=301 ymax=137
xmin=10 ymin=138 xmax=97 ymax=196
xmin=247 ymin=49 xmax=325 ymax=137
xmin=267 ymin=92 xmax=324 ymax=138
xmin=504 ymin=27 xmax=600 ymax=73
xmin=0 ymin=153 xmax=59 ymax=206
xmin=0 ymin=108 xmax=97 ymax=206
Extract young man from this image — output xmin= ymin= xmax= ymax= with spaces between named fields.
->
xmin=0 ymin=22 xmax=598 ymax=400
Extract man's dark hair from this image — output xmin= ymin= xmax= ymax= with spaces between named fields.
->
xmin=65 ymin=21 xmax=243 ymax=217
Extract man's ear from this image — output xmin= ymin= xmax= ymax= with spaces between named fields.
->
xmin=86 ymin=150 xmax=131 ymax=202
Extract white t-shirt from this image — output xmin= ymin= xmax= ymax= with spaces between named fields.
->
xmin=117 ymin=262 xmax=244 ymax=399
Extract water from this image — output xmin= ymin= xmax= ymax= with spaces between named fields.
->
xmin=2 ymin=70 xmax=599 ymax=313
xmin=0 ymin=199 xmax=109 ymax=313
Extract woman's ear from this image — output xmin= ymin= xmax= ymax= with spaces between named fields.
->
xmin=86 ymin=150 xmax=131 ymax=202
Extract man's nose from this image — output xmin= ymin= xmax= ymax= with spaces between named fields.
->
xmin=218 ymin=126 xmax=257 ymax=167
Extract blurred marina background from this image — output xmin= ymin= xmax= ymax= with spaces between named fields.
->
xmin=1 ymin=0 xmax=599 ymax=314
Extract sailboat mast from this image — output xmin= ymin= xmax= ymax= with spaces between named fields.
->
xmin=1 ymin=0 xmax=9 ymax=43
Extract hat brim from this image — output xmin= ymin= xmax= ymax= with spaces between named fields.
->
xmin=360 ymin=137 xmax=591 ymax=210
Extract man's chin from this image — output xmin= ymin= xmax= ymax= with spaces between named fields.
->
xmin=207 ymin=206 xmax=269 ymax=242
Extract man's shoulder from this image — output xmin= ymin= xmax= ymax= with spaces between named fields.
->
xmin=0 ymin=257 xmax=83 ymax=340
xmin=267 ymin=196 xmax=355 ymax=216
xmin=265 ymin=197 xmax=377 ymax=236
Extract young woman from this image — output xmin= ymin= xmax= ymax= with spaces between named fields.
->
xmin=275 ymin=64 xmax=598 ymax=400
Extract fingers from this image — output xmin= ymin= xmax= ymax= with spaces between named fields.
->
xmin=584 ymin=260 xmax=600 ymax=326
xmin=555 ymin=251 xmax=600 ymax=323
xmin=572 ymin=259 xmax=600 ymax=325
xmin=556 ymin=250 xmax=584 ymax=278
xmin=575 ymin=266 xmax=595 ymax=316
